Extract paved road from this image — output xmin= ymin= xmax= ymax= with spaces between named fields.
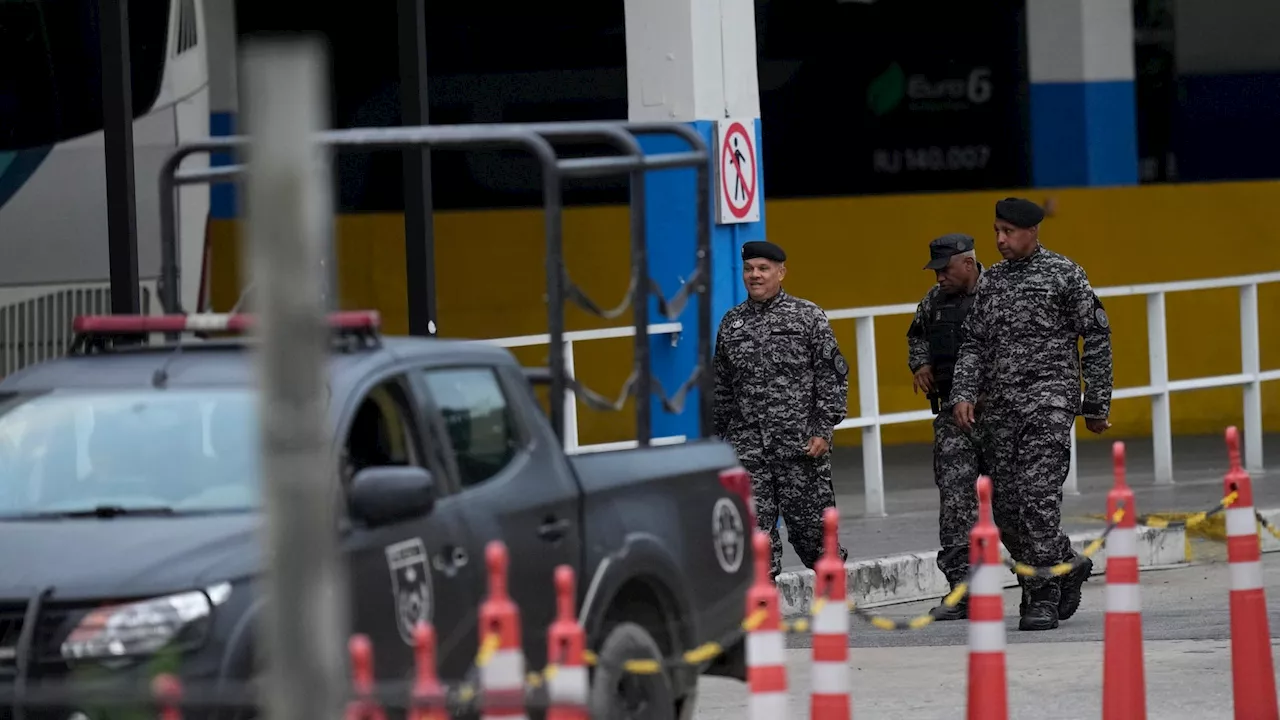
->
xmin=694 ymin=554 xmax=1280 ymax=718
xmin=776 ymin=432 xmax=1280 ymax=571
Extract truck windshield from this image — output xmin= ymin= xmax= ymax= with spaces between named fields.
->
xmin=0 ymin=388 xmax=262 ymax=517
xmin=0 ymin=0 xmax=169 ymax=152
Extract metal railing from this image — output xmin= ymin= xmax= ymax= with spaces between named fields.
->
xmin=481 ymin=322 xmax=689 ymax=454
xmin=827 ymin=270 xmax=1280 ymax=518
xmin=0 ymin=280 xmax=157 ymax=377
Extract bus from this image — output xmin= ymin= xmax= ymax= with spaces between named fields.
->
xmin=0 ymin=0 xmax=211 ymax=374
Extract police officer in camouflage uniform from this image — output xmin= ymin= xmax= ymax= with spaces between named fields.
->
xmin=713 ymin=240 xmax=851 ymax=580
xmin=951 ymin=198 xmax=1114 ymax=632
xmin=906 ymin=233 xmax=989 ymax=621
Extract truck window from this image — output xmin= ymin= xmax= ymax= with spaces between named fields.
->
xmin=341 ymin=379 xmax=421 ymax=484
xmin=419 ymin=368 xmax=517 ymax=490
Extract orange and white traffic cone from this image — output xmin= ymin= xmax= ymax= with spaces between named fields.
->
xmin=546 ymin=565 xmax=589 ymax=720
xmin=410 ymin=622 xmax=449 ymax=720
xmin=810 ymin=507 xmax=851 ymax=720
xmin=151 ymin=673 xmax=183 ymax=720
xmin=346 ymin=634 xmax=388 ymax=720
xmin=1222 ymin=426 xmax=1279 ymax=720
xmin=746 ymin=531 xmax=788 ymax=719
xmin=1103 ymin=441 xmax=1146 ymax=720
xmin=479 ymin=541 xmax=529 ymax=720
xmin=967 ymin=475 xmax=1007 ymax=720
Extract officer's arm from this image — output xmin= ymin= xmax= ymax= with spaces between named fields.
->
xmin=1069 ymin=267 xmax=1114 ymax=419
xmin=809 ymin=310 xmax=849 ymax=444
xmin=949 ymin=278 xmax=990 ymax=405
xmin=712 ymin=322 xmax=734 ymax=438
xmin=906 ymin=297 xmax=931 ymax=373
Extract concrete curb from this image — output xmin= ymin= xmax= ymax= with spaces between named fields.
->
xmin=775 ymin=524 xmax=1189 ymax=619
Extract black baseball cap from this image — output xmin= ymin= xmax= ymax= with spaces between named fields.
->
xmin=924 ymin=233 xmax=976 ymax=270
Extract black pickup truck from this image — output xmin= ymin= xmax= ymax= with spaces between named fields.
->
xmin=0 ymin=312 xmax=753 ymax=719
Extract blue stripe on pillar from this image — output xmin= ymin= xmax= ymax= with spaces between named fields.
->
xmin=641 ymin=118 xmax=768 ymax=441
xmin=209 ymin=111 xmax=237 ymax=218
xmin=1030 ymin=81 xmax=1139 ymax=187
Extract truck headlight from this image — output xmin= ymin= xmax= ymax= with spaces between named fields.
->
xmin=60 ymin=583 xmax=231 ymax=661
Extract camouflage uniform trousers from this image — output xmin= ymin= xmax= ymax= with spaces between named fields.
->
xmin=983 ymin=405 xmax=1077 ymax=593
xmin=932 ymin=409 xmax=986 ymax=586
xmin=739 ymin=450 xmax=849 ymax=578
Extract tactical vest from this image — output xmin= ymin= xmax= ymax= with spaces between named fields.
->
xmin=926 ymin=292 xmax=977 ymax=398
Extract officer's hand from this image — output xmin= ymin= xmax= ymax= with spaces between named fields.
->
xmin=1085 ymin=417 xmax=1111 ymax=434
xmin=953 ymin=402 xmax=975 ymax=431
xmin=806 ymin=436 xmax=829 ymax=457
xmin=912 ymin=364 xmax=935 ymax=394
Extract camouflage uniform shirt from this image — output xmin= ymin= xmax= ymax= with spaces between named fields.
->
xmin=950 ymin=245 xmax=1113 ymax=418
xmin=713 ymin=290 xmax=849 ymax=456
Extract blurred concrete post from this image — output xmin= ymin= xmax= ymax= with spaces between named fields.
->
xmin=241 ymin=38 xmax=349 ymax=720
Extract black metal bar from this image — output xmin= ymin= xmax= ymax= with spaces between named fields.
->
xmin=695 ymin=139 xmax=713 ymax=439
xmin=154 ymin=122 xmax=712 ymax=443
xmin=590 ymin=121 xmax=716 ymax=440
xmin=157 ymin=138 xmax=243 ymax=313
xmin=556 ymin=152 xmax=704 ymax=176
xmin=175 ymin=164 xmax=243 ymax=183
xmin=397 ymin=0 xmax=436 ymax=336
xmin=10 ymin=587 xmax=50 ymax=720
xmin=629 ymin=164 xmax=651 ymax=447
xmin=98 ymin=0 xmax=140 ymax=317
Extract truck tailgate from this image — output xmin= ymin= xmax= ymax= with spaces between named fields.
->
xmin=567 ymin=439 xmax=752 ymax=675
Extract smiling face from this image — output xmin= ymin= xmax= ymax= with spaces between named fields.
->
xmin=743 ymin=258 xmax=786 ymax=301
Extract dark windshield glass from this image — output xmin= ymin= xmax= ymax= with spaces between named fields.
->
xmin=0 ymin=0 xmax=170 ymax=151
xmin=0 ymin=389 xmax=262 ymax=516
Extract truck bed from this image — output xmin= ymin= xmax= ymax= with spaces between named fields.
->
xmin=566 ymin=439 xmax=753 ymax=681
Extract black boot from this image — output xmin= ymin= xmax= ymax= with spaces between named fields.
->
xmin=931 ymin=584 xmax=969 ymax=621
xmin=1019 ymin=582 xmax=1061 ymax=631
xmin=1017 ymin=575 xmax=1029 ymax=617
xmin=1058 ymin=555 xmax=1093 ymax=621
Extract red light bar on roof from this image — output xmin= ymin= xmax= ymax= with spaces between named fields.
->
xmin=72 ymin=311 xmax=381 ymax=335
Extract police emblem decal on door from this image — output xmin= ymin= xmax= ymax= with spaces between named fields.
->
xmin=385 ymin=537 xmax=434 ymax=645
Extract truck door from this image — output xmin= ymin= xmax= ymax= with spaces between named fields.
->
xmin=338 ymin=373 xmax=483 ymax=684
xmin=412 ymin=363 xmax=582 ymax=670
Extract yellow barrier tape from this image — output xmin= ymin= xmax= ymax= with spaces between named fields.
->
xmin=574 ymin=608 xmax=769 ymax=676
xmin=1138 ymin=491 xmax=1239 ymax=532
xmin=474 ymin=633 xmax=501 ymax=669
xmin=843 ymin=575 xmax=973 ymax=632
xmin=1007 ymin=507 xmax=1122 ymax=578
xmin=1256 ymin=511 xmax=1280 ymax=542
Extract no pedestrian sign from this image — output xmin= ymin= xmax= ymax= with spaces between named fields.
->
xmin=716 ymin=119 xmax=760 ymax=225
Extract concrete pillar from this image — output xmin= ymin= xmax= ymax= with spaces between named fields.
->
xmin=625 ymin=0 xmax=767 ymax=441
xmin=1027 ymin=0 xmax=1139 ymax=187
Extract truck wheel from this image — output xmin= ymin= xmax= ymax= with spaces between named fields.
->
xmin=588 ymin=621 xmax=676 ymax=720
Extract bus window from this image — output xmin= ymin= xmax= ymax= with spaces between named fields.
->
xmin=0 ymin=0 xmax=171 ymax=152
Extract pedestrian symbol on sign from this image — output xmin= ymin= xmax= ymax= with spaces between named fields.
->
xmin=715 ymin=118 xmax=760 ymax=225
xmin=731 ymin=137 xmax=748 ymax=202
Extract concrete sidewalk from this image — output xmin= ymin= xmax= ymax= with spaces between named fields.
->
xmin=773 ymin=432 xmax=1280 ymax=617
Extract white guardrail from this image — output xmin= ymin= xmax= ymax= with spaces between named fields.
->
xmin=482 ymin=323 xmax=689 ymax=455
xmin=826 ymin=270 xmax=1280 ymax=518
xmin=483 ymin=271 xmax=1280 ymax=518
xmin=4 ymin=273 xmax=1274 ymax=509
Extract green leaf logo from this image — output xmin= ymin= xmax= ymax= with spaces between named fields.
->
xmin=867 ymin=62 xmax=906 ymax=117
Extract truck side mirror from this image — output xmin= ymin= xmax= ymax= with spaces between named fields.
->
xmin=348 ymin=466 xmax=437 ymax=527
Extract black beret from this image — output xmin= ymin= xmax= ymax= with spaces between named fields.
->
xmin=995 ymin=197 xmax=1045 ymax=228
xmin=742 ymin=240 xmax=786 ymax=263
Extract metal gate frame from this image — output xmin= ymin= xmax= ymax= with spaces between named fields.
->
xmin=154 ymin=121 xmax=714 ymax=446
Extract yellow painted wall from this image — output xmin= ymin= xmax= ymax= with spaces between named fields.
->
xmin=207 ymin=179 xmax=1280 ymax=448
